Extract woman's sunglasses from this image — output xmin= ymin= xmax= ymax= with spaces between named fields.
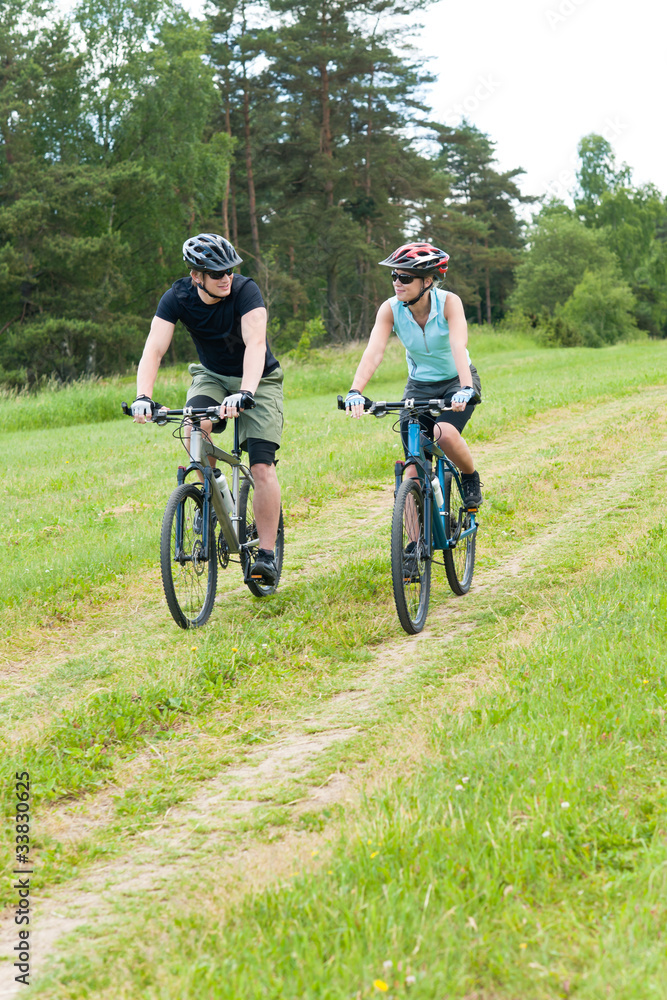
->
xmin=204 ymin=268 xmax=234 ymax=279
xmin=391 ymin=271 xmax=419 ymax=284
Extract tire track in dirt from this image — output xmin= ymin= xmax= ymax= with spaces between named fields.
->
xmin=2 ymin=390 xmax=667 ymax=996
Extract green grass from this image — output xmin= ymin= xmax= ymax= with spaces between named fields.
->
xmin=2 ymin=336 xmax=664 ymax=624
xmin=2 ymin=335 xmax=667 ymax=996
xmin=4 ymin=556 xmax=393 ymax=805
xmin=34 ymin=526 xmax=667 ymax=999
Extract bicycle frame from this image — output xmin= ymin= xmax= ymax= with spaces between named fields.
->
xmin=397 ymin=414 xmax=478 ymax=558
xmin=174 ymin=412 xmax=255 ymax=567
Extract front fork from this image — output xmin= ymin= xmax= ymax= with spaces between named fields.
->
xmin=174 ymin=427 xmax=215 ymax=562
xmin=395 ymin=419 xmax=477 ymax=554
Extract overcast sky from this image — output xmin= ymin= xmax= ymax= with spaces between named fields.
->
xmin=416 ymin=0 xmax=667 ymax=208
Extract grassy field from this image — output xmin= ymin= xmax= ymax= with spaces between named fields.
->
xmin=1 ymin=331 xmax=667 ymax=997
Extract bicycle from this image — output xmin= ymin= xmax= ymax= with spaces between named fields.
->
xmin=338 ymin=394 xmax=479 ymax=635
xmin=122 ymin=402 xmax=284 ymax=628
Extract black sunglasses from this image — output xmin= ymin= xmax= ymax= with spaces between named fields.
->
xmin=204 ymin=268 xmax=234 ymax=278
xmin=391 ymin=271 xmax=419 ymax=284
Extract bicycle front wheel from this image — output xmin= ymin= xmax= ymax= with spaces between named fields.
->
xmin=160 ymin=483 xmax=218 ymax=628
xmin=239 ymin=478 xmax=284 ymax=597
xmin=443 ymin=471 xmax=476 ymax=595
xmin=391 ymin=478 xmax=431 ymax=635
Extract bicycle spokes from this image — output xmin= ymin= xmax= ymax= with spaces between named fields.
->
xmin=391 ymin=479 xmax=431 ymax=634
xmin=161 ymin=484 xmax=217 ymax=628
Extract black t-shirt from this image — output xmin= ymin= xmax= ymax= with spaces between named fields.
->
xmin=155 ymin=275 xmax=279 ymax=378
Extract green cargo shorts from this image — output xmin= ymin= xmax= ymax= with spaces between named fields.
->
xmin=186 ymin=363 xmax=284 ymax=448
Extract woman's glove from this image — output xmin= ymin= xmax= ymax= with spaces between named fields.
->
xmin=451 ymin=385 xmax=476 ymax=407
xmin=344 ymin=389 xmax=368 ymax=412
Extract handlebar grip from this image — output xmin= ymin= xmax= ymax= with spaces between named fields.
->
xmin=121 ymin=402 xmax=131 ymax=415
xmin=337 ymin=395 xmax=346 ymax=410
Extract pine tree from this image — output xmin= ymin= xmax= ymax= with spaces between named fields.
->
xmin=424 ymin=122 xmax=530 ymax=324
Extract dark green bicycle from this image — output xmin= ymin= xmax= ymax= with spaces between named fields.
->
xmin=123 ymin=402 xmax=284 ymax=628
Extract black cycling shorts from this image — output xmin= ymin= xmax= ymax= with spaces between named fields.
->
xmin=399 ymin=367 xmax=482 ymax=456
xmin=245 ymin=437 xmax=278 ymax=466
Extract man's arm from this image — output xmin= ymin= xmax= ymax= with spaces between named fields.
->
xmin=239 ymin=306 xmax=269 ymax=395
xmin=218 ymin=306 xmax=268 ymax=418
xmin=137 ymin=317 xmax=176 ymax=396
xmin=134 ymin=317 xmax=175 ymax=423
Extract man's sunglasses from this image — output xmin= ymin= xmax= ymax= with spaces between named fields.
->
xmin=391 ymin=271 xmax=420 ymax=284
xmin=204 ymin=268 xmax=234 ymax=278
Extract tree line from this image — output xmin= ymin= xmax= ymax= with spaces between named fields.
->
xmin=1 ymin=0 xmax=665 ymax=386
xmin=510 ymin=135 xmax=667 ymax=348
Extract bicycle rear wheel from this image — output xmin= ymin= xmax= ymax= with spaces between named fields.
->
xmin=391 ymin=477 xmax=431 ymax=634
xmin=160 ymin=483 xmax=218 ymax=628
xmin=239 ymin=478 xmax=284 ymax=597
xmin=443 ymin=471 xmax=476 ymax=595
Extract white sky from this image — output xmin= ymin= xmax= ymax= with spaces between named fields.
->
xmin=416 ymin=0 xmax=667 ymax=208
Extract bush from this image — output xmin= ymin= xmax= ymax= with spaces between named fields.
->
xmin=559 ymin=267 xmax=640 ymax=347
xmin=496 ymin=308 xmax=537 ymax=337
xmin=535 ymin=312 xmax=582 ymax=347
xmin=510 ymin=212 xmax=619 ymax=316
xmin=0 ymin=316 xmax=146 ymax=387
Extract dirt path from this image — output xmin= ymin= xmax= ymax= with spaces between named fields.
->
xmin=1 ymin=389 xmax=666 ymax=996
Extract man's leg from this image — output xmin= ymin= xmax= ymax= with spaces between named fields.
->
xmin=250 ymin=461 xmax=281 ymax=551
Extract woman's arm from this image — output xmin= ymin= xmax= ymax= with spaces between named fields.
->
xmin=444 ymin=293 xmax=473 ymax=410
xmin=350 ymin=300 xmax=394 ymax=391
xmin=346 ymin=300 xmax=395 ymax=418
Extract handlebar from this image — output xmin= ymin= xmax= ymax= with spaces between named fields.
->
xmin=336 ymin=395 xmax=463 ymax=416
xmin=121 ymin=401 xmax=255 ymax=422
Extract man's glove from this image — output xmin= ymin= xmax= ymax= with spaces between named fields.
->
xmin=450 ymin=385 xmax=477 ymax=406
xmin=221 ymin=389 xmax=255 ymax=413
xmin=130 ymin=395 xmax=155 ymax=419
xmin=344 ymin=389 xmax=368 ymax=411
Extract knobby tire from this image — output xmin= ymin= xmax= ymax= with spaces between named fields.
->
xmin=391 ymin=477 xmax=431 ymax=634
xmin=443 ymin=471 xmax=476 ymax=595
xmin=160 ymin=483 xmax=218 ymax=629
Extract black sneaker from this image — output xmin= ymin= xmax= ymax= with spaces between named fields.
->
xmin=403 ymin=540 xmax=421 ymax=582
xmin=250 ymin=548 xmax=278 ymax=585
xmin=460 ymin=470 xmax=483 ymax=509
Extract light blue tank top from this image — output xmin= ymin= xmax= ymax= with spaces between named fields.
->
xmin=390 ymin=288 xmax=471 ymax=382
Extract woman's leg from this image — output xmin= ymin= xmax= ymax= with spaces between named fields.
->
xmin=434 ymin=422 xmax=475 ymax=474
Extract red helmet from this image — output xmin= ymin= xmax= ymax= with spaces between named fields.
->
xmin=378 ymin=242 xmax=449 ymax=276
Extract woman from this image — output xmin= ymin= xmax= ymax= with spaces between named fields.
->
xmin=345 ymin=241 xmax=483 ymax=508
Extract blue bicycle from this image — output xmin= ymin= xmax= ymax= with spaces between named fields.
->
xmin=339 ymin=395 xmax=479 ymax=634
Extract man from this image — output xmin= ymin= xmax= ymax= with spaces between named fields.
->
xmin=131 ymin=233 xmax=283 ymax=584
